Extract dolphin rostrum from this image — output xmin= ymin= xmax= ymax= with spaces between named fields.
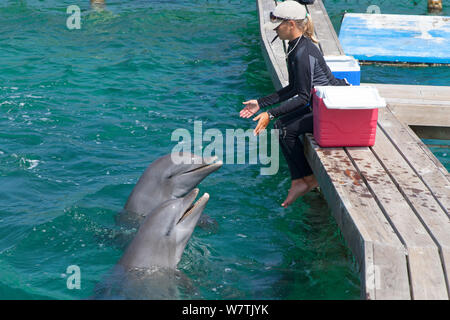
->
xmin=92 ymin=188 xmax=210 ymax=299
xmin=116 ymin=152 xmax=222 ymax=227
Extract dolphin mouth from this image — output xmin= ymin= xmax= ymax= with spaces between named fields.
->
xmin=178 ymin=192 xmax=209 ymax=224
xmin=181 ymin=156 xmax=223 ymax=176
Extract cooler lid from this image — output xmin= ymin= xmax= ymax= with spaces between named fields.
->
xmin=314 ymin=86 xmax=386 ymax=110
xmin=324 ymin=55 xmax=360 ymax=72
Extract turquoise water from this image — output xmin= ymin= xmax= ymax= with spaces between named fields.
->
xmin=0 ymin=0 xmax=447 ymax=300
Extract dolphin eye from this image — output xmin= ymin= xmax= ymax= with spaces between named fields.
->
xmin=164 ymin=217 xmax=177 ymax=236
xmin=165 ymin=171 xmax=175 ymax=179
xmin=165 ymin=224 xmax=173 ymax=236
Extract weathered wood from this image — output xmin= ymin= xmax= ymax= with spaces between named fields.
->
xmin=346 ymin=145 xmax=449 ymax=299
xmin=408 ymin=247 xmax=449 ymax=299
xmin=304 ymin=135 xmax=410 ymax=299
xmin=366 ymin=83 xmax=450 ymax=127
xmin=378 ymin=107 xmax=450 ymax=215
xmin=403 ymin=125 xmax=450 ymax=181
xmin=257 ymin=0 xmax=288 ymax=89
xmin=363 ymin=241 xmax=412 ymax=300
xmin=306 ymin=0 xmax=344 ymax=56
xmin=365 ymin=83 xmax=450 ymax=103
xmin=370 ymin=242 xmax=411 ymax=300
xmin=371 ymin=129 xmax=450 ymax=297
xmin=389 ymin=105 xmax=450 ymax=128
xmin=409 ymin=125 xmax=450 ymax=140
xmin=385 ymin=99 xmax=450 ymax=107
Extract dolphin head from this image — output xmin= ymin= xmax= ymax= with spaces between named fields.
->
xmin=163 ymin=153 xmax=222 ymax=198
xmin=119 ymin=188 xmax=209 ymax=269
xmin=122 ymin=152 xmax=221 ymax=222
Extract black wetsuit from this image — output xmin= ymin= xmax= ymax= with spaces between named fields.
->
xmin=257 ymin=36 xmax=348 ymax=180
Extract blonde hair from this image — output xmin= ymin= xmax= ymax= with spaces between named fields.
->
xmin=295 ymin=16 xmax=319 ymax=44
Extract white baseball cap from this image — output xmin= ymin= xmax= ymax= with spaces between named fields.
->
xmin=264 ymin=1 xmax=308 ymax=30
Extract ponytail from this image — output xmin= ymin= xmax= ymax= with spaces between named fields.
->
xmin=295 ymin=15 xmax=319 ymax=44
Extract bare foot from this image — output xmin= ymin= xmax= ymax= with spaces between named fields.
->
xmin=281 ymin=175 xmax=319 ymax=208
xmin=304 ymin=174 xmax=319 ymax=190
xmin=281 ymin=179 xmax=309 ymax=208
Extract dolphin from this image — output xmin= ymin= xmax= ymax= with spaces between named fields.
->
xmin=116 ymin=152 xmax=222 ymax=227
xmin=119 ymin=188 xmax=208 ymax=269
xmin=92 ymin=188 xmax=209 ymax=299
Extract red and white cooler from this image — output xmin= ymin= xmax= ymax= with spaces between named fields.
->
xmin=312 ymin=86 xmax=386 ymax=147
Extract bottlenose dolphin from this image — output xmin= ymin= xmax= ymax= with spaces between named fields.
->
xmin=92 ymin=188 xmax=209 ymax=299
xmin=116 ymin=152 xmax=222 ymax=227
xmin=120 ymin=188 xmax=208 ymax=269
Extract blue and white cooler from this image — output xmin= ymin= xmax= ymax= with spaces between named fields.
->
xmin=325 ymin=55 xmax=361 ymax=86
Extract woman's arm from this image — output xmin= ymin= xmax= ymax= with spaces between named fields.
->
xmin=268 ymin=51 xmax=312 ymax=118
xmin=241 ymin=80 xmax=297 ymax=119
xmin=256 ymin=82 xmax=295 ymax=109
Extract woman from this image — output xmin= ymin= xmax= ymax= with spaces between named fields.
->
xmin=240 ymin=1 xmax=348 ymax=208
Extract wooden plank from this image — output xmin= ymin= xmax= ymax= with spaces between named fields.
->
xmin=408 ymin=247 xmax=449 ymax=299
xmin=365 ymin=83 xmax=450 ymax=103
xmin=339 ymin=13 xmax=450 ymax=64
xmin=372 ymin=127 xmax=450 ymax=297
xmin=304 ymin=137 xmax=402 ymax=247
xmin=371 ymin=242 xmax=411 ymax=300
xmin=257 ymin=0 xmax=288 ymax=89
xmin=304 ymin=135 xmax=411 ymax=299
xmin=402 ymin=125 xmax=450 ymax=182
xmin=362 ymin=241 xmax=376 ymax=299
xmin=409 ymin=125 xmax=450 ymax=141
xmin=363 ymin=241 xmax=412 ymax=300
xmin=397 ymin=123 xmax=450 ymax=181
xmin=381 ymin=105 xmax=450 ymax=178
xmin=372 ymin=129 xmax=450 ymax=297
xmin=346 ymin=144 xmax=449 ymax=299
xmin=389 ymin=105 xmax=450 ymax=128
xmin=364 ymin=83 xmax=450 ymax=126
xmin=364 ymin=83 xmax=450 ymax=127
xmin=384 ymin=99 xmax=450 ymax=107
xmin=378 ymin=108 xmax=450 ymax=215
xmin=306 ymin=0 xmax=344 ymax=56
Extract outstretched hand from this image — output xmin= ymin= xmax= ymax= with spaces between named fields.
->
xmin=253 ymin=112 xmax=270 ymax=136
xmin=240 ymin=100 xmax=260 ymax=118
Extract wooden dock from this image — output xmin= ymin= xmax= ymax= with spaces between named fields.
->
xmin=257 ymin=0 xmax=450 ymax=299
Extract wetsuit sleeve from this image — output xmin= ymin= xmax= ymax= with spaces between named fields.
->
xmin=268 ymin=52 xmax=311 ymax=118
xmin=256 ymin=81 xmax=297 ymax=108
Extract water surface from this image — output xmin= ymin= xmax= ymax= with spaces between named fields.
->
xmin=0 ymin=0 xmax=447 ymax=300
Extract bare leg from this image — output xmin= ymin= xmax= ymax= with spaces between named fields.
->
xmin=281 ymin=175 xmax=319 ymax=208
